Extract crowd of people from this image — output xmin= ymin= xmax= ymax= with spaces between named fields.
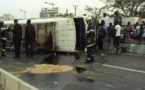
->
xmin=84 ymin=11 xmax=145 ymax=63
xmin=0 ymin=18 xmax=36 ymax=58
xmin=84 ymin=11 xmax=122 ymax=63
xmin=123 ymin=21 xmax=145 ymax=42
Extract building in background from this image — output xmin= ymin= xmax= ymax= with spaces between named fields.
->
xmin=40 ymin=7 xmax=59 ymax=18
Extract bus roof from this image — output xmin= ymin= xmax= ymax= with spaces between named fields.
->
xmin=4 ymin=18 xmax=57 ymax=25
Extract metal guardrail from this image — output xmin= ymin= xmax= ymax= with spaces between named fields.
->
xmin=0 ymin=68 xmax=39 ymax=90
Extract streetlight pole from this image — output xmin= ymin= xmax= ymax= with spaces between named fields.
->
xmin=45 ymin=2 xmax=54 ymax=9
xmin=73 ymin=5 xmax=78 ymax=16
xmin=20 ymin=10 xmax=26 ymax=19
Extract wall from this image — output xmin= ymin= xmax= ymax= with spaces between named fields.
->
xmin=99 ymin=17 xmax=141 ymax=26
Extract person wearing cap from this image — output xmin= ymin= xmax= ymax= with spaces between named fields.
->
xmin=0 ymin=18 xmax=11 ymax=57
xmin=12 ymin=19 xmax=22 ymax=58
xmin=25 ymin=19 xmax=36 ymax=58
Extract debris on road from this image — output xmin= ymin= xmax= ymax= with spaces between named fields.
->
xmin=27 ymin=64 xmax=73 ymax=74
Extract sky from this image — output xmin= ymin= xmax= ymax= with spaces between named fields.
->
xmin=0 ymin=0 xmax=105 ymax=19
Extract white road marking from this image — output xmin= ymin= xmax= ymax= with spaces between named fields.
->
xmin=103 ymin=64 xmax=145 ymax=74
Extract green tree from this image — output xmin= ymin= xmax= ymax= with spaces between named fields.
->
xmin=101 ymin=0 xmax=145 ymax=17
xmin=85 ymin=5 xmax=109 ymax=18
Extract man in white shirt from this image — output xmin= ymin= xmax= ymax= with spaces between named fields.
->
xmin=102 ymin=13 xmax=109 ymax=27
xmin=114 ymin=20 xmax=121 ymax=54
xmin=136 ymin=22 xmax=140 ymax=35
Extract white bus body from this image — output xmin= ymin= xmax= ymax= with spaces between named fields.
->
xmin=4 ymin=17 xmax=89 ymax=52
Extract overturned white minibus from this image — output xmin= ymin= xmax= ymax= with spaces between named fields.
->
xmin=4 ymin=17 xmax=92 ymax=52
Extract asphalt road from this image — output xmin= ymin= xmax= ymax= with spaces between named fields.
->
xmin=0 ymin=52 xmax=145 ymax=90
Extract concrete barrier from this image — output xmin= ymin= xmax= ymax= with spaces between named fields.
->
xmin=120 ymin=43 xmax=145 ymax=55
xmin=0 ymin=68 xmax=39 ymax=90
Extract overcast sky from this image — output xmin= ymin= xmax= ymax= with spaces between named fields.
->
xmin=0 ymin=0 xmax=105 ymax=19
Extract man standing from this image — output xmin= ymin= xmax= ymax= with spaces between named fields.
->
xmin=107 ymin=23 xmax=115 ymax=52
xmin=114 ymin=20 xmax=121 ymax=54
xmin=85 ymin=31 xmax=96 ymax=63
xmin=124 ymin=22 xmax=132 ymax=42
xmin=0 ymin=18 xmax=11 ymax=57
xmin=12 ymin=19 xmax=22 ymax=58
xmin=102 ymin=13 xmax=109 ymax=27
xmin=114 ymin=11 xmax=122 ymax=26
xmin=100 ymin=20 xmax=108 ymax=56
xmin=25 ymin=19 xmax=36 ymax=58
xmin=85 ymin=17 xmax=96 ymax=63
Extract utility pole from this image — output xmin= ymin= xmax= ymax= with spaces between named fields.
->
xmin=66 ymin=9 xmax=68 ymax=15
xmin=20 ymin=10 xmax=26 ymax=19
xmin=73 ymin=5 xmax=78 ymax=16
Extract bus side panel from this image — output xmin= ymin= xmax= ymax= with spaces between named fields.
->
xmin=54 ymin=18 xmax=76 ymax=52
